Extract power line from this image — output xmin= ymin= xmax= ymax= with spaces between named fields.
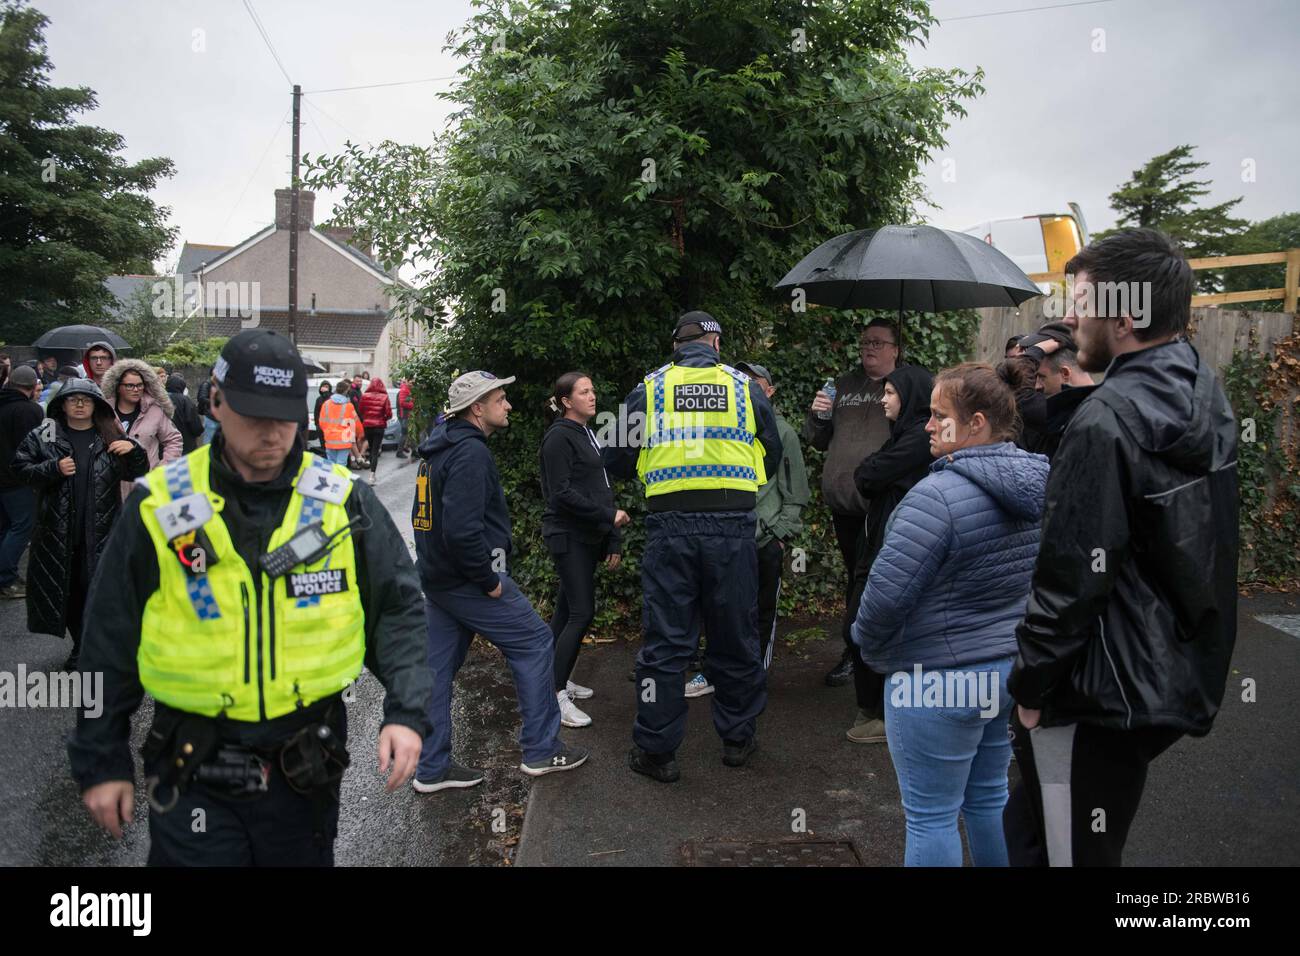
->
xmin=304 ymin=96 xmax=361 ymax=145
xmin=216 ymin=107 xmax=290 ymax=241
xmin=303 ymin=74 xmax=459 ymax=94
xmin=938 ymin=0 xmax=1117 ymax=22
xmin=242 ymin=0 xmax=293 ymax=85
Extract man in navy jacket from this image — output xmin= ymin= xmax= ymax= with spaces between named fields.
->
xmin=411 ymin=371 xmax=588 ymax=792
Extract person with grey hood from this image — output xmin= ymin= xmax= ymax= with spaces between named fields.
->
xmin=1005 ymin=228 xmax=1240 ymax=867
xmin=12 ymin=378 xmax=147 ymax=669
xmin=101 ymin=358 xmax=181 ymax=500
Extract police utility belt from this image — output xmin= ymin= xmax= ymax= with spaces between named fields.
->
xmin=145 ymin=711 xmax=351 ymax=812
xmin=145 ymin=477 xmax=366 ymax=813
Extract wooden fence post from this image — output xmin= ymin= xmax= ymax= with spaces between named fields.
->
xmin=1285 ymin=248 xmax=1300 ymax=314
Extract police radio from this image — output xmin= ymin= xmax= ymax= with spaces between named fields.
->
xmin=259 ymin=518 xmax=363 ymax=578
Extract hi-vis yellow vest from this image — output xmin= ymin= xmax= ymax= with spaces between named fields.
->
xmin=136 ymin=445 xmax=365 ymax=722
xmin=636 ymin=362 xmax=767 ymax=497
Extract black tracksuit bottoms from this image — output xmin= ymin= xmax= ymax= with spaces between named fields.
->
xmin=833 ymin=510 xmax=885 ymax=716
xmin=548 ymin=534 xmax=603 ymax=691
xmin=1004 ymin=709 xmax=1184 ymax=866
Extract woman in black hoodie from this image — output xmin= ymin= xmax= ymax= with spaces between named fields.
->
xmin=844 ymin=363 xmax=936 ymax=743
xmin=540 ymin=372 xmax=630 ymax=729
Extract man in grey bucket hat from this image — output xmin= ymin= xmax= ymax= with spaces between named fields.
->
xmin=410 ymin=370 xmax=588 ymax=791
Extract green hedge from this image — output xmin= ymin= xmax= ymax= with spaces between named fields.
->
xmin=400 ymin=307 xmax=978 ymax=634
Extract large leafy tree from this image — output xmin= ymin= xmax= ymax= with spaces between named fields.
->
xmin=1101 ymin=144 xmax=1247 ymax=265
xmin=307 ymin=0 xmax=982 ymax=617
xmin=1222 ymin=211 xmax=1300 ymax=311
xmin=0 ymin=1 xmax=176 ymax=345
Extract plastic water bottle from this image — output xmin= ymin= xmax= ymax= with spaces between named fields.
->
xmin=817 ymin=378 xmax=836 ymax=420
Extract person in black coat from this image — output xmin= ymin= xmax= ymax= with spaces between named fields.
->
xmin=312 ymin=381 xmax=333 ymax=451
xmin=13 ymin=378 xmax=147 ymax=669
xmin=845 ymin=363 xmax=935 ymax=743
xmin=0 ymin=366 xmax=45 ymax=598
xmin=540 ymin=372 xmax=629 ymax=728
xmin=165 ymin=374 xmax=204 ymax=455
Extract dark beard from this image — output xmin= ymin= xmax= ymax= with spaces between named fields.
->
xmin=1078 ymin=335 xmax=1113 ymax=373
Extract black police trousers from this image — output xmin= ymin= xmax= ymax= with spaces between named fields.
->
xmin=633 ymin=510 xmax=767 ymax=755
xmin=147 ymin=764 xmax=341 ymax=867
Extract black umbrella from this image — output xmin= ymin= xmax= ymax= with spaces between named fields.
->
xmin=300 ymin=352 xmax=327 ymax=374
xmin=31 ymin=324 xmax=131 ymax=353
xmin=774 ymin=224 xmax=1043 ymax=314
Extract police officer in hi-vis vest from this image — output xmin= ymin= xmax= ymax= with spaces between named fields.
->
xmin=605 ymin=312 xmax=782 ymax=782
xmin=70 ymin=330 xmax=431 ymax=865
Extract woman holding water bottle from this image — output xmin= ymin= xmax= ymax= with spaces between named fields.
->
xmin=801 ymin=319 xmax=900 ymax=690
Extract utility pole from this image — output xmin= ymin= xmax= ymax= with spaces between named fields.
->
xmin=288 ymin=83 xmax=301 ymax=346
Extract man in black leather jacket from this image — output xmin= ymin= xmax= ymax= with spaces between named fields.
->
xmin=1005 ymin=229 xmax=1240 ymax=867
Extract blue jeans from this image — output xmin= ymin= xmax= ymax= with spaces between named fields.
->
xmin=201 ymin=416 xmax=219 ymax=445
xmin=883 ymin=656 xmax=1015 ymax=866
xmin=418 ymin=575 xmax=561 ymax=779
xmin=0 ymin=486 xmax=35 ymax=588
xmin=324 ymin=448 xmax=350 ymax=466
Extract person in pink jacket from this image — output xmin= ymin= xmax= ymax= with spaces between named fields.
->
xmin=99 ymin=359 xmax=182 ymax=500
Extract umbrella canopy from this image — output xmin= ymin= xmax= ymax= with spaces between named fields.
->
xmin=774 ymin=224 xmax=1043 ymax=311
xmin=299 ymin=352 xmax=327 ymax=374
xmin=31 ymin=324 xmax=131 ymax=353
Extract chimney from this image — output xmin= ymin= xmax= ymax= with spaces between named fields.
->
xmin=274 ymin=188 xmax=315 ymax=230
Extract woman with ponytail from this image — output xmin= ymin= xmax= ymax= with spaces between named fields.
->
xmin=539 ymin=372 xmax=630 ymax=728
xmin=851 ymin=363 xmax=1049 ymax=866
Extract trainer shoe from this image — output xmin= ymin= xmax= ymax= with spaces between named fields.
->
xmin=368 ymin=473 xmax=377 ymax=486
xmin=412 ymin=761 xmax=485 ymax=793
xmin=566 ymin=679 xmax=593 ymax=700
xmin=521 ymin=743 xmax=589 ymax=777
xmin=627 ymin=746 xmax=681 ymax=783
xmin=722 ymin=737 xmax=757 ymax=767
xmin=685 ymin=673 xmax=714 ymax=698
xmin=558 ymin=690 xmax=592 ymax=728
xmin=846 ymin=711 xmax=887 ymax=744
xmin=0 ymin=583 xmax=25 ymax=599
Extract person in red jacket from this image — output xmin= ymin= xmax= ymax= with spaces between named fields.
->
xmin=396 ymin=379 xmax=415 ymax=460
xmin=359 ymin=377 xmax=392 ymax=485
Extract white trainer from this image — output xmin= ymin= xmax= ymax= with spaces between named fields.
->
xmin=566 ymin=679 xmax=594 ymax=700
xmin=557 ymin=690 xmax=592 ymax=728
xmin=685 ymin=673 xmax=715 ymax=698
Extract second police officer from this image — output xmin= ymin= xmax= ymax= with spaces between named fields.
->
xmin=605 ymin=312 xmax=782 ymax=782
xmin=70 ymin=330 xmax=431 ymax=865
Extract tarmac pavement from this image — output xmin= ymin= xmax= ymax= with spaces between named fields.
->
xmin=517 ymin=592 xmax=1300 ymax=867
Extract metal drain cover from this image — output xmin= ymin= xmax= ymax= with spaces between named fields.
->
xmin=681 ymin=839 xmax=863 ymax=867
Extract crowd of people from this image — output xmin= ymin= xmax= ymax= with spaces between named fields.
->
xmin=403 ymin=227 xmax=1240 ymax=868
xmin=0 ymin=226 xmax=1241 ymax=868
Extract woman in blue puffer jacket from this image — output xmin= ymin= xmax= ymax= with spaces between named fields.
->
xmin=851 ymin=363 xmax=1049 ymax=867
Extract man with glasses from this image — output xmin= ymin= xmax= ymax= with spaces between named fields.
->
xmin=82 ymin=341 xmax=117 ymax=388
xmin=803 ymin=319 xmax=899 ymax=698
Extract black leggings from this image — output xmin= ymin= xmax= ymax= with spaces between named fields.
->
xmin=66 ymin=548 xmax=90 ymax=656
xmin=548 ymin=534 xmax=603 ymax=691
xmin=363 ymin=427 xmax=385 ymax=473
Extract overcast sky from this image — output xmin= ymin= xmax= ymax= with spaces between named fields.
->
xmin=34 ymin=0 xmax=1300 ymax=270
